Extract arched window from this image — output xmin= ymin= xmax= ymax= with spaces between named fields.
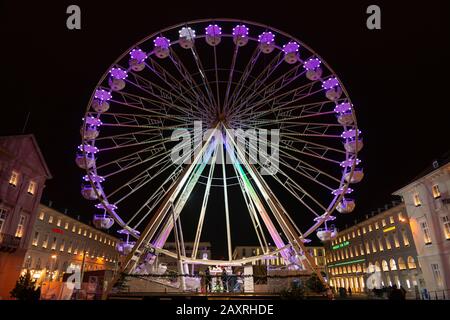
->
xmin=382 ymin=260 xmax=389 ymax=271
xmin=352 ymin=265 xmax=356 ymax=273
xmin=357 ymin=264 xmax=362 ymax=273
xmin=375 ymin=261 xmax=381 ymax=272
xmin=407 ymin=256 xmax=417 ymax=269
xmin=398 ymin=257 xmax=407 ymax=270
xmin=367 ymin=262 xmax=375 ymax=273
xmin=390 ymin=258 xmax=397 ymax=271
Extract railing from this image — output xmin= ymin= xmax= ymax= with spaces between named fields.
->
xmin=0 ymin=233 xmax=21 ymax=252
xmin=423 ymin=289 xmax=450 ymax=300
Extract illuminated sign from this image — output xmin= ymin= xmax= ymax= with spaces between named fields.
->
xmin=52 ymin=228 xmax=64 ymax=234
xmin=383 ymin=226 xmax=396 ymax=233
xmin=332 ymin=241 xmax=350 ymax=250
xmin=328 ymin=258 xmax=366 ymax=268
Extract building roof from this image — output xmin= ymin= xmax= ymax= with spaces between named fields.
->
xmin=393 ymin=150 xmax=450 ymax=194
xmin=0 ymin=134 xmax=52 ymax=179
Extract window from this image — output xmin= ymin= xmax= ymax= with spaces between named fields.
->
xmin=431 ymin=264 xmax=443 ymax=288
xmin=385 ymin=235 xmax=392 ymax=250
xmin=0 ymin=208 xmax=8 ymax=233
xmin=51 ymin=237 xmax=57 ymax=250
xmin=371 ymin=240 xmax=377 ymax=252
xmin=398 ymin=257 xmax=406 ymax=270
xmin=78 ymin=228 xmax=82 ymax=235
xmin=15 ymin=215 xmax=26 ymax=238
xmin=68 ymin=241 xmax=72 ymax=254
xmin=382 ymin=260 xmax=389 ymax=271
xmin=89 ymin=232 xmax=92 ymax=239
xmin=382 ymin=219 xmax=386 ymax=227
xmin=352 ymin=231 xmax=355 ymax=238
xmin=442 ymin=216 xmax=450 ymax=240
xmin=393 ymin=234 xmax=400 ymax=248
xmin=432 ymin=184 xmax=441 ymax=199
xmin=357 ymin=229 xmax=361 ymax=236
xmin=48 ymin=216 xmax=53 ymax=224
xmin=354 ymin=246 xmax=359 ymax=256
xmin=407 ymin=256 xmax=416 ymax=269
xmin=413 ymin=193 xmax=421 ymax=207
xmin=369 ymin=225 xmax=373 ymax=232
xmin=378 ymin=238 xmax=384 ymax=251
xmin=398 ymin=212 xmax=406 ymax=222
xmin=27 ymin=181 xmax=37 ymax=195
xmin=402 ymin=230 xmax=410 ymax=246
xmin=363 ymin=227 xmax=366 ymax=234
xmin=375 ymin=222 xmax=379 ymax=230
xmin=420 ymin=221 xmax=432 ymax=244
xmin=390 ymin=259 xmax=397 ymax=271
xmin=94 ymin=234 xmax=98 ymax=241
xmin=359 ymin=244 xmax=364 ymax=255
xmin=32 ymin=232 xmax=39 ymax=246
xmin=83 ymin=229 xmax=87 ymax=237
xmin=57 ymin=219 xmax=61 ymax=227
xmin=42 ymin=234 xmax=49 ymax=248
xmin=60 ymin=239 xmax=65 ymax=252
xmin=365 ymin=241 xmax=370 ymax=254
xmin=39 ymin=211 xmax=45 ymax=220
xmin=72 ymin=225 xmax=76 ymax=232
xmin=64 ymin=222 xmax=69 ymax=230
xmin=9 ymin=170 xmax=19 ymax=186
xmin=390 ymin=216 xmax=395 ymax=224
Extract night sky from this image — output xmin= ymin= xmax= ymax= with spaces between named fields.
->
xmin=1 ymin=1 xmax=449 ymax=256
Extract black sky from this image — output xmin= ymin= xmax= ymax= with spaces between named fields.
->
xmin=0 ymin=1 xmax=449 ymax=254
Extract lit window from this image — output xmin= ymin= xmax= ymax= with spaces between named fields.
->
xmin=402 ymin=230 xmax=410 ymax=246
xmin=371 ymin=240 xmax=377 ymax=252
xmin=48 ymin=216 xmax=53 ymax=224
xmin=352 ymin=231 xmax=355 ymax=238
xmin=27 ymin=181 xmax=37 ymax=195
xmin=78 ymin=228 xmax=82 ymax=235
xmin=390 ymin=216 xmax=395 ymax=224
xmin=89 ymin=232 xmax=92 ymax=239
xmin=15 ymin=215 xmax=27 ymax=238
xmin=369 ymin=225 xmax=373 ymax=232
xmin=104 ymin=237 xmax=107 ymax=244
xmin=431 ymin=264 xmax=443 ymax=288
xmin=51 ymin=237 xmax=57 ymax=250
xmin=64 ymin=222 xmax=69 ymax=230
xmin=385 ymin=235 xmax=392 ymax=250
xmin=413 ymin=193 xmax=421 ymax=207
xmin=345 ymin=248 xmax=348 ymax=259
xmin=72 ymin=225 xmax=76 ymax=232
xmin=390 ymin=259 xmax=397 ymax=271
xmin=378 ymin=238 xmax=384 ymax=251
xmin=365 ymin=241 xmax=370 ymax=254
xmin=357 ymin=229 xmax=361 ymax=236
xmin=60 ymin=239 xmax=65 ymax=252
xmin=382 ymin=260 xmax=389 ymax=271
xmin=39 ymin=211 xmax=45 ymax=220
xmin=0 ymin=208 xmax=8 ymax=233
xmin=442 ymin=216 xmax=450 ymax=240
xmin=360 ymin=244 xmax=364 ymax=255
xmin=398 ymin=257 xmax=406 ymax=270
xmin=432 ymin=185 xmax=441 ymax=199
xmin=32 ymin=232 xmax=39 ymax=246
xmin=83 ymin=230 xmax=87 ymax=237
xmin=382 ymin=219 xmax=386 ymax=227
xmin=57 ymin=219 xmax=61 ymax=227
xmin=42 ymin=234 xmax=49 ymax=248
xmin=363 ymin=227 xmax=366 ymax=234
xmin=354 ymin=246 xmax=359 ymax=257
xmin=420 ymin=221 xmax=432 ymax=244
xmin=407 ymin=256 xmax=416 ymax=269
xmin=398 ymin=212 xmax=406 ymax=222
xmin=393 ymin=234 xmax=400 ymax=248
xmin=375 ymin=222 xmax=379 ymax=230
xmin=9 ymin=170 xmax=19 ymax=186
xmin=68 ymin=241 xmax=72 ymax=253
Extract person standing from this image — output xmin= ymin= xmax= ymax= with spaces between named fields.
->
xmin=205 ymin=267 xmax=212 ymax=293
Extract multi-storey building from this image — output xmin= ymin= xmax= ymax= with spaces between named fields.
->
xmin=0 ymin=135 xmax=52 ymax=299
xmin=160 ymin=241 xmax=211 ymax=273
xmin=394 ymin=154 xmax=450 ymax=298
xmin=23 ymin=203 xmax=120 ymax=298
xmin=325 ymin=202 xmax=423 ymax=296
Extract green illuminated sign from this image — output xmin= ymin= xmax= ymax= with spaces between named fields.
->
xmin=332 ymin=241 xmax=350 ymax=250
xmin=328 ymin=258 xmax=366 ymax=268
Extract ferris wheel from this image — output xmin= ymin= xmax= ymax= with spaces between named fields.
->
xmin=76 ymin=19 xmax=363 ymax=275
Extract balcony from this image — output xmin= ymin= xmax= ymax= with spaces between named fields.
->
xmin=0 ymin=233 xmax=21 ymax=252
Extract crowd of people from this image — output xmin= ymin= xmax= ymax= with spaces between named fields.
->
xmin=198 ymin=267 xmax=244 ymax=293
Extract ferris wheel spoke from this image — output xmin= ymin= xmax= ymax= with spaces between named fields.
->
xmin=124 ymin=70 xmax=201 ymax=117
xmin=213 ymin=45 xmax=221 ymax=111
xmin=145 ymin=55 xmax=210 ymax=115
xmin=223 ymin=45 xmax=240 ymax=113
xmin=168 ymin=50 xmax=216 ymax=114
xmin=228 ymin=51 xmax=283 ymax=113
xmin=189 ymin=46 xmax=219 ymax=109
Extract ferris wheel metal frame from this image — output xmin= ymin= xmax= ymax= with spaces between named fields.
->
xmin=77 ymin=18 xmax=363 ymax=283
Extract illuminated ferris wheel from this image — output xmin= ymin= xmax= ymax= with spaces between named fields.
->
xmin=76 ymin=19 xmax=363 ymax=280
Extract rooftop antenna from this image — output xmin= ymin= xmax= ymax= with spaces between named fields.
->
xmin=22 ymin=111 xmax=31 ymax=134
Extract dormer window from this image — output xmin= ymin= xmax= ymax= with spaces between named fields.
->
xmin=432 ymin=185 xmax=441 ymax=199
xmin=413 ymin=193 xmax=422 ymax=207
xmin=9 ymin=171 xmax=19 ymax=186
xmin=27 ymin=180 xmax=37 ymax=195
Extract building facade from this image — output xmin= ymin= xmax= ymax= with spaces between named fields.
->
xmin=23 ymin=203 xmax=120 ymax=298
xmin=0 ymin=135 xmax=51 ymax=299
xmin=325 ymin=203 xmax=423 ymax=296
xmin=394 ymin=156 xmax=450 ymax=298
xmin=160 ymin=241 xmax=211 ymax=273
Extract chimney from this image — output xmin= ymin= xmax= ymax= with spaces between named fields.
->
xmin=48 ymin=200 xmax=53 ymax=207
